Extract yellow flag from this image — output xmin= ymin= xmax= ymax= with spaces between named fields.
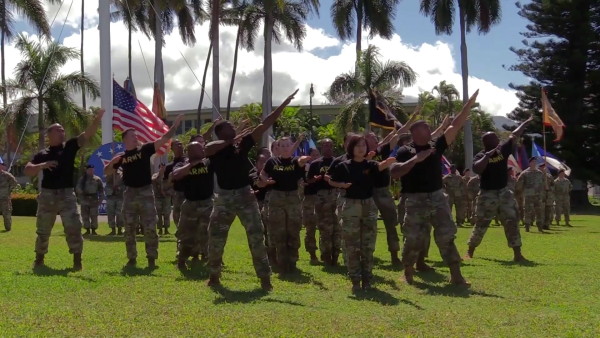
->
xmin=541 ymin=89 xmax=565 ymax=142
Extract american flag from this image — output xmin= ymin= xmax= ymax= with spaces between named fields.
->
xmin=112 ymin=80 xmax=170 ymax=155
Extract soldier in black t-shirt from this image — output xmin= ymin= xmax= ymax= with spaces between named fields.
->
xmin=261 ymin=137 xmax=310 ymax=273
xmin=25 ymin=109 xmax=104 ymax=270
xmin=307 ymin=139 xmax=341 ymax=265
xmin=365 ymin=132 xmax=402 ymax=266
xmin=391 ymin=90 xmax=479 ymax=286
xmin=302 ymin=148 xmax=320 ymax=264
xmin=172 ymin=142 xmax=214 ymax=269
xmin=465 ymin=117 xmax=533 ymax=262
xmin=164 ymin=140 xmax=186 ymax=229
xmin=105 ymin=115 xmax=184 ymax=269
xmin=328 ymin=135 xmax=396 ymax=292
xmin=250 ymin=155 xmax=276 ymax=264
xmin=203 ymin=89 xmax=299 ymax=291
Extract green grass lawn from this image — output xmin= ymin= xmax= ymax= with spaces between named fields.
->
xmin=1 ymin=215 xmax=599 ymax=336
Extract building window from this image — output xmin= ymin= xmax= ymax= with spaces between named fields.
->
xmin=184 ymin=119 xmax=192 ymax=133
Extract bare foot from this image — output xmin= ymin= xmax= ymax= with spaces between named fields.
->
xmin=449 ymin=276 xmax=471 ymax=287
xmin=402 ymin=266 xmax=415 ymax=285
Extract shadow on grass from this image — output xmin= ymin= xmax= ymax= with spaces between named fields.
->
xmin=176 ymin=262 xmax=209 ymax=281
xmin=1 ymin=229 xmax=10 ymax=233
xmin=349 ymin=288 xmax=423 ymax=308
xmin=479 ymin=257 xmax=542 ymax=267
xmin=322 ymin=264 xmax=347 ymax=276
xmin=277 ymin=268 xmax=312 ymax=284
xmin=262 ymin=298 xmax=305 ymax=307
xmin=211 ymin=285 xmax=269 ymax=305
xmin=82 ymin=235 xmax=177 ymax=244
xmin=412 ymin=280 xmax=502 ymax=299
xmin=115 ymin=264 xmax=159 ymax=277
xmin=372 ymin=274 xmax=401 ymax=291
xmin=22 ymin=266 xmax=97 ymax=282
xmin=373 ymin=257 xmax=403 ymax=272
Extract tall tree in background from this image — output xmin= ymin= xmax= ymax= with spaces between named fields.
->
xmin=330 ymin=0 xmax=399 ymax=87
xmin=2 ymin=35 xmax=100 ymax=151
xmin=327 ymin=45 xmax=416 ymax=133
xmin=508 ymin=0 xmax=599 ymax=207
xmin=254 ymin=0 xmax=319 ymax=146
xmin=210 ymin=0 xmax=220 ymax=120
xmin=221 ymin=0 xmax=260 ymax=118
xmin=139 ymin=0 xmax=204 ymax=105
xmin=0 ymin=0 xmax=54 ymax=160
xmin=420 ymin=0 xmax=501 ymax=170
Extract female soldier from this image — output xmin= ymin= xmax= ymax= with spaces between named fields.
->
xmin=261 ymin=137 xmax=310 ymax=273
xmin=328 ymin=136 xmax=395 ymax=293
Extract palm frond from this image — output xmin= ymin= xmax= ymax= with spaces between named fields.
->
xmin=330 ymin=0 xmax=354 ymax=41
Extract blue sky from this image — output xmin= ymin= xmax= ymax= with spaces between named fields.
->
xmin=307 ymin=0 xmax=529 ymax=90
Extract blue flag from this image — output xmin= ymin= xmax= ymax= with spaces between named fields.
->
xmin=88 ymin=142 xmax=124 ymax=215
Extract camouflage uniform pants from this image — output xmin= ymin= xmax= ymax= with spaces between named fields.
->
xmin=268 ymin=190 xmax=302 ymax=266
xmin=176 ymin=198 xmax=212 ymax=258
xmin=447 ymin=193 xmax=467 ymax=225
xmin=35 ymin=188 xmax=83 ymax=255
xmin=523 ymin=194 xmax=544 ymax=231
xmin=465 ymin=196 xmax=473 ymax=222
xmin=340 ymin=198 xmax=377 ymax=281
xmin=80 ymin=196 xmax=99 ymax=230
xmin=172 ymin=191 xmax=185 ymax=227
xmin=302 ymin=194 xmax=318 ymax=253
xmin=515 ymin=193 xmax=524 ymax=222
xmin=315 ymin=189 xmax=342 ymax=258
xmin=555 ymin=197 xmax=570 ymax=223
xmin=0 ymin=198 xmax=12 ymax=231
xmin=397 ymin=194 xmax=406 ymax=226
xmin=467 ymin=188 xmax=522 ymax=248
xmin=106 ymin=197 xmax=123 ymax=229
xmin=208 ymin=186 xmax=271 ymax=278
xmin=372 ymin=187 xmax=400 ymax=252
xmin=544 ymin=192 xmax=554 ymax=227
xmin=122 ymin=185 xmax=158 ymax=260
xmin=401 ymin=190 xmax=461 ymax=267
xmin=155 ymin=197 xmax=172 ymax=229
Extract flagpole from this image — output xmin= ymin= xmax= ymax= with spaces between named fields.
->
xmin=99 ymin=0 xmax=112 ymax=145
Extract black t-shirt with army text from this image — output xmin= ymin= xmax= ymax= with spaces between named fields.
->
xmin=308 ymin=156 xmax=334 ymax=191
xmin=115 ymin=143 xmax=156 ymax=188
xmin=208 ymin=134 xmax=255 ymax=190
xmin=263 ymin=156 xmax=305 ymax=192
xmin=174 ymin=160 xmax=214 ymax=201
xmin=395 ymin=136 xmax=448 ymax=193
xmin=331 ymin=159 xmax=380 ymax=199
xmin=31 ymin=137 xmax=80 ymax=189
xmin=474 ymin=138 xmax=514 ymax=190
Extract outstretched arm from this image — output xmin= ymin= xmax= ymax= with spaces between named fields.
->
xmin=510 ymin=115 xmax=534 ymax=141
xmin=154 ymin=114 xmax=184 ymax=152
xmin=444 ymin=90 xmax=479 ymax=145
xmin=251 ymin=89 xmax=299 ymax=143
xmin=390 ymin=149 xmax=435 ymax=179
xmin=431 ymin=115 xmax=451 ymax=139
xmin=78 ymin=109 xmax=104 ymax=147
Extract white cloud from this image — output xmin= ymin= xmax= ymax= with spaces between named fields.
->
xmin=6 ymin=1 xmax=519 ymax=118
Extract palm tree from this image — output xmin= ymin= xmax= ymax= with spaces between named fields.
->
xmin=327 ymin=45 xmax=416 ymax=132
xmin=431 ymin=80 xmax=459 ymax=125
xmin=111 ymin=0 xmax=147 ymax=82
xmin=81 ymin=0 xmax=86 ymax=110
xmin=330 ymin=0 xmax=399 ymax=86
xmin=139 ymin=0 xmax=204 ymax=102
xmin=210 ymin=0 xmax=220 ymax=120
xmin=221 ymin=0 xmax=260 ymax=118
xmin=420 ymin=0 xmax=501 ymax=169
xmin=2 ymin=34 xmax=100 ymax=151
xmin=252 ymin=0 xmax=319 ymax=145
xmin=1 ymin=0 xmax=54 ymax=160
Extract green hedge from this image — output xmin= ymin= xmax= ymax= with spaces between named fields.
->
xmin=11 ymin=193 xmax=38 ymax=216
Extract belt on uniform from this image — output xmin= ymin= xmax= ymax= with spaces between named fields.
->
xmin=344 ymin=198 xmax=373 ymax=204
xmin=271 ymin=190 xmax=299 ymax=197
xmin=41 ymin=188 xmax=74 ymax=193
xmin=404 ymin=189 xmax=443 ymax=198
xmin=316 ymin=189 xmax=336 ymax=195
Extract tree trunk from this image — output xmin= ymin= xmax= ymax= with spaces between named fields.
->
xmin=153 ymin=0 xmax=165 ymax=98
xmin=38 ymin=97 xmax=45 ymax=151
xmin=128 ymin=21 xmax=132 ymax=81
xmin=459 ymin=5 xmax=474 ymax=170
xmin=1 ymin=31 xmax=10 ymax=164
xmin=197 ymin=42 xmax=213 ymax=127
xmin=261 ymin=14 xmax=274 ymax=146
xmin=81 ymin=0 xmax=86 ymax=110
xmin=211 ymin=0 xmax=221 ymax=121
xmin=355 ymin=2 xmax=362 ymax=79
xmin=227 ymin=25 xmax=242 ymax=120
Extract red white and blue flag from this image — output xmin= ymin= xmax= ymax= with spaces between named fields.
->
xmin=112 ymin=80 xmax=170 ymax=155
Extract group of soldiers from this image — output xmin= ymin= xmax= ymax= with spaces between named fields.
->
xmin=441 ymin=158 xmax=573 ymax=232
xmin=1 ymin=88 xmax=576 ymax=294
